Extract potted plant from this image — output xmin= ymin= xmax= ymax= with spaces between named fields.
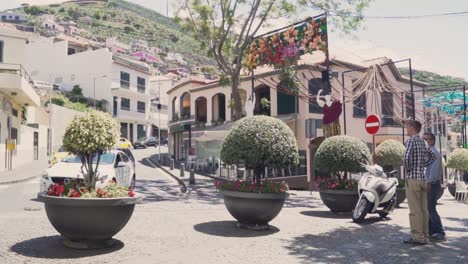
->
xmin=37 ymin=110 xmax=141 ymax=249
xmin=314 ymin=135 xmax=371 ymax=213
xmin=217 ymin=115 xmax=299 ymax=230
xmin=446 ymin=148 xmax=468 ymax=197
xmin=374 ymin=139 xmax=407 ymax=206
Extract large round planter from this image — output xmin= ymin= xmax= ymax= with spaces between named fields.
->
xmin=319 ymin=190 xmax=359 ymax=213
xmin=37 ymin=192 xmax=141 ymax=249
xmin=396 ymin=187 xmax=406 ymax=207
xmin=221 ymin=190 xmax=287 ymax=230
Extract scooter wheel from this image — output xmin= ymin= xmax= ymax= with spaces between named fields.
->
xmin=352 ymin=198 xmax=373 ymax=223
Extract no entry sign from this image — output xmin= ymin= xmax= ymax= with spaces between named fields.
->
xmin=365 ymin=115 xmax=380 ymax=135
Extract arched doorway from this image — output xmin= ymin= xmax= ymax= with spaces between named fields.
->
xmin=180 ymin=92 xmax=191 ymax=120
xmin=195 ymin=97 xmax=207 ymax=123
xmin=254 ymin=85 xmax=271 ymax=116
xmin=212 ymin=93 xmax=226 ymax=122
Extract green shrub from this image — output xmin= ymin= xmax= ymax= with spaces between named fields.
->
xmin=446 ymin=148 xmax=468 ymax=171
xmin=314 ymin=135 xmax=371 ymax=177
xmin=51 ymin=97 xmax=65 ymax=106
xmin=375 ymin=139 xmax=405 ymax=166
xmin=221 ymin=116 xmax=299 ymax=182
xmin=63 ymin=110 xmax=119 ymax=188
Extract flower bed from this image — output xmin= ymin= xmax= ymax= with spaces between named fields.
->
xmin=47 ymin=180 xmax=134 ymax=198
xmin=315 ymin=178 xmax=358 ymax=191
xmin=215 ymin=180 xmax=289 ymax=194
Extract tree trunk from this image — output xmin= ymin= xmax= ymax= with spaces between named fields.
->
xmin=231 ymin=74 xmax=243 ymax=121
xmin=254 ymin=166 xmax=264 ymax=184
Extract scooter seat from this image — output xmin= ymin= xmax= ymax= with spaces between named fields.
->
xmin=375 ymin=180 xmax=395 ymax=195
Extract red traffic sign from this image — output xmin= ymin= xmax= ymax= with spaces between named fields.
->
xmin=365 ymin=115 xmax=380 ymax=135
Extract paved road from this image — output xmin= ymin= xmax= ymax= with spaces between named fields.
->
xmin=0 ymin=148 xmax=467 ymax=264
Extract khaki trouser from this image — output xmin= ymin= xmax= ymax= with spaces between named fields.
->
xmin=406 ymin=179 xmax=429 ymax=243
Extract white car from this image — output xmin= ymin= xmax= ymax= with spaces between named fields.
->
xmin=40 ymin=150 xmax=136 ymax=192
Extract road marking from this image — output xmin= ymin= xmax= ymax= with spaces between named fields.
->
xmin=365 ymin=122 xmax=380 ymax=127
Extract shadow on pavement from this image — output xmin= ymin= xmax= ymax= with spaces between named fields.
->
xmin=136 ymin=179 xmax=184 ymax=204
xmin=10 ymin=236 xmax=124 ymax=259
xmin=194 ymin=221 xmax=280 ymax=237
xmin=284 ymin=224 xmax=468 ymax=264
xmin=300 ymin=210 xmax=353 ymax=219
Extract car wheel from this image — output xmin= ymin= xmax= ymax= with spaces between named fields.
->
xmin=130 ymin=175 xmax=136 ymax=189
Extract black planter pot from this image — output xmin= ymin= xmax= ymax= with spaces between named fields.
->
xmin=447 ymin=184 xmax=456 ymax=197
xmin=37 ymin=192 xmax=141 ymax=249
xmin=221 ymin=190 xmax=287 ymax=230
xmin=319 ymin=190 xmax=359 ymax=213
xmin=396 ymin=187 xmax=406 ymax=207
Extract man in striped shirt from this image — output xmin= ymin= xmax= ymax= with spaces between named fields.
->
xmin=403 ymin=120 xmax=435 ymax=245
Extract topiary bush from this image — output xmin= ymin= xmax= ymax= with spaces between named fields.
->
xmin=63 ymin=110 xmax=120 ymax=189
xmin=314 ymin=135 xmax=371 ymax=181
xmin=446 ymin=148 xmax=468 ymax=171
xmin=375 ymin=139 xmax=405 ymax=167
xmin=221 ymin=116 xmax=299 ymax=182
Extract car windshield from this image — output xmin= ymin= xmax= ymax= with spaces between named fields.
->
xmin=138 ymin=137 xmax=147 ymax=141
xmin=62 ymin=153 xmax=115 ymax=164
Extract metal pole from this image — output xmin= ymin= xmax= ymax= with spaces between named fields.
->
xmin=401 ymin=92 xmax=405 ymax=143
xmin=48 ymin=74 xmax=53 ymax=161
xmin=342 ymin=72 xmax=347 ymax=134
xmin=464 ymin=85 xmax=467 ymax=147
xmin=437 ymin=109 xmax=442 ymax=152
xmin=158 ymin=83 xmax=161 ymax=161
xmin=93 ymin=77 xmax=96 ymax=109
xmin=409 ymin=59 xmax=416 ymax=120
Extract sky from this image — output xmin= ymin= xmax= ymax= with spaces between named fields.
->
xmin=2 ymin=0 xmax=468 ymax=80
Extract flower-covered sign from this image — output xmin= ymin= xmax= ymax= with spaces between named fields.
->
xmin=246 ymin=16 xmax=327 ymax=70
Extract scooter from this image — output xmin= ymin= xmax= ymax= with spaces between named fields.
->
xmin=352 ymin=162 xmax=399 ymax=223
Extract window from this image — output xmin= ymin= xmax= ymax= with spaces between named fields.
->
xmin=67 ymin=47 xmax=76 ymax=55
xmin=353 ymin=93 xmax=367 ymax=117
xmin=11 ymin=128 xmax=18 ymax=143
xmin=12 ymin=108 xmax=18 ymax=117
xmin=308 ymin=78 xmax=326 ymax=114
xmin=121 ymin=98 xmax=130 ymax=110
xmin=0 ymin=41 xmax=3 ymax=63
xmin=277 ymin=81 xmax=297 ymax=115
xmin=120 ymin=71 xmax=130 ymax=89
xmin=15 ymin=16 xmax=19 ymax=20
xmin=381 ymin=92 xmax=397 ymax=126
xmin=137 ymin=77 xmax=146 ymax=93
xmin=1 ymin=16 xmax=6 ymax=20
xmin=137 ymin=101 xmax=145 ymax=113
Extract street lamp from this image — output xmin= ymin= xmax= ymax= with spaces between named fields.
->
xmin=151 ymin=83 xmax=162 ymax=161
xmin=93 ymin=74 xmax=107 ymax=109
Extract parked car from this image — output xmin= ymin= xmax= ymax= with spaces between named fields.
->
xmin=51 ymin=146 xmax=71 ymax=165
xmin=134 ymin=137 xmax=158 ymax=148
xmin=40 ymin=150 xmax=136 ymax=192
xmin=116 ymin=138 xmax=133 ymax=149
xmin=159 ymin=138 xmax=168 ymax=145
xmin=117 ymin=148 xmax=135 ymax=168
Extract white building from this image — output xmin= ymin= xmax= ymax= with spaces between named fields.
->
xmin=25 ymin=37 xmax=153 ymax=143
xmin=148 ymin=75 xmax=174 ymax=139
xmin=0 ymin=28 xmax=45 ymax=172
xmin=0 ymin=12 xmax=27 ymax=24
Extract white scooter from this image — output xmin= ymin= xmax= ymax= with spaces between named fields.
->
xmin=352 ymin=162 xmax=399 ymax=223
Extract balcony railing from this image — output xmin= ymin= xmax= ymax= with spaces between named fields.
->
xmin=0 ymin=63 xmax=34 ymax=84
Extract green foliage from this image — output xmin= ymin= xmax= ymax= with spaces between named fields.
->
xmin=24 ymin=6 xmax=44 ymax=16
xmin=63 ymin=110 xmax=120 ymax=188
xmin=67 ymin=7 xmax=81 ymax=20
xmin=278 ymin=66 xmax=300 ymax=94
xmin=51 ymin=97 xmax=65 ymax=106
xmin=446 ymin=149 xmax=468 ymax=171
xmin=375 ymin=139 xmax=405 ymax=166
xmin=93 ymin=11 xmax=101 ymax=20
xmin=221 ymin=116 xmax=299 ymax=170
xmin=314 ymin=135 xmax=371 ymax=175
xmin=260 ymin=98 xmax=270 ymax=109
xmin=399 ymin=68 xmax=468 ymax=89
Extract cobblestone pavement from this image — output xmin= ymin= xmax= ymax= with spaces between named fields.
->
xmin=0 ymin=148 xmax=467 ymax=264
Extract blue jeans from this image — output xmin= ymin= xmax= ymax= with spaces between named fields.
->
xmin=428 ymin=181 xmax=445 ymax=236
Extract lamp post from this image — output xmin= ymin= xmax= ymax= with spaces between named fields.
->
xmin=93 ymin=74 xmax=107 ymax=109
xmin=151 ymin=83 xmax=162 ymax=161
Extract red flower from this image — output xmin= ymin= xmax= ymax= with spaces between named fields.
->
xmin=68 ymin=188 xmax=81 ymax=198
xmin=128 ymin=191 xmax=135 ymax=197
xmin=47 ymin=184 xmax=65 ymax=196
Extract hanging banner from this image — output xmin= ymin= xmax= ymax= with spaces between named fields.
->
xmin=246 ymin=16 xmax=328 ymax=70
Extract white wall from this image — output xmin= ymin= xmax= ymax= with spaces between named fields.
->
xmin=0 ymin=28 xmax=28 ymax=65
xmin=50 ymin=104 xmax=85 ymax=151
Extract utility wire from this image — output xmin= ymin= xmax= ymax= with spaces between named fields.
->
xmin=334 ymin=11 xmax=468 ymax=20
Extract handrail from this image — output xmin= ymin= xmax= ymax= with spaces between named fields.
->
xmin=0 ymin=62 xmax=34 ymax=84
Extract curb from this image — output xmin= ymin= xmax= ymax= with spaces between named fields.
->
xmin=0 ymin=174 xmax=40 ymax=186
xmin=147 ymin=157 xmax=187 ymax=192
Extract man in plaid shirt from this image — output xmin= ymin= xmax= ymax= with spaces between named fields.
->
xmin=403 ymin=120 xmax=435 ymax=245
